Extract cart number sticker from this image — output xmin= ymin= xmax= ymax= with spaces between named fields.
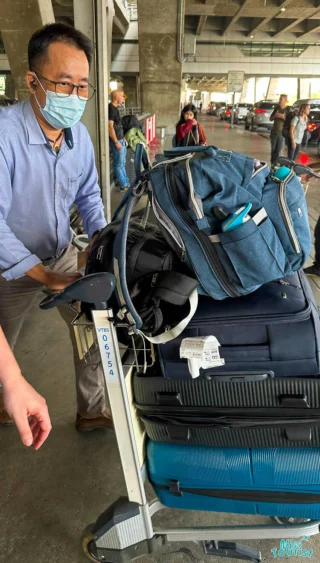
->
xmin=97 ymin=327 xmax=118 ymax=385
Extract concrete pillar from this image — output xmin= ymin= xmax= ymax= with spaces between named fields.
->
xmin=299 ymin=78 xmax=311 ymax=99
xmin=267 ymin=78 xmax=279 ymax=101
xmin=74 ymin=0 xmax=112 ymax=220
xmin=5 ymin=73 xmax=16 ymax=99
xmin=0 ymin=0 xmax=54 ymax=100
xmin=240 ymin=78 xmax=250 ymax=103
xmin=106 ymin=0 xmax=115 ymax=73
xmin=137 ymin=0 xmax=182 ymax=133
xmin=124 ymin=75 xmax=138 ymax=108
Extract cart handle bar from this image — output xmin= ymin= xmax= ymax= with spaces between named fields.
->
xmin=39 ymin=272 xmax=116 ymax=311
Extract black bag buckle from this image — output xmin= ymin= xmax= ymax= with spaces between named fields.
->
xmin=169 ymin=480 xmax=183 ymax=497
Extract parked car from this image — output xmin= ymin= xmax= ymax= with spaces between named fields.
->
xmin=216 ymin=103 xmax=227 ymax=119
xmin=221 ymin=105 xmax=234 ymax=121
xmin=293 ymin=99 xmax=320 ymax=112
xmin=244 ymin=100 xmax=277 ymax=131
xmin=236 ymin=103 xmax=253 ymax=121
xmin=305 ymin=108 xmax=320 ymax=143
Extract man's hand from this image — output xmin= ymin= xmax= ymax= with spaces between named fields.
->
xmin=2 ymin=375 xmax=52 ymax=450
xmin=116 ymin=141 xmax=123 ymax=151
xmin=292 ymin=141 xmax=297 ymax=150
xmin=44 ymin=271 xmax=82 ymax=291
xmin=274 ymin=113 xmax=285 ymax=120
xmin=85 ymin=232 xmax=100 ymax=254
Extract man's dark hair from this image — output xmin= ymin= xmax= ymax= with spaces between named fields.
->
xmin=28 ymin=23 xmax=93 ymax=72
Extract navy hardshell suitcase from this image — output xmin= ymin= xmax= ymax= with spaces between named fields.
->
xmin=147 ymin=441 xmax=320 ymax=520
xmin=157 ymin=271 xmax=320 ymax=380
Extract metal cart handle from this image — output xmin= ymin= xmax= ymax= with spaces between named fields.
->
xmin=39 ymin=272 xmax=116 ymax=311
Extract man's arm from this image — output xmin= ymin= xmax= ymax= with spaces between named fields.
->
xmin=74 ymin=131 xmax=107 ymax=240
xmin=108 ymin=120 xmax=122 ymax=150
xmin=0 ymin=136 xmax=81 ymax=290
xmin=0 ymin=327 xmax=52 ymax=450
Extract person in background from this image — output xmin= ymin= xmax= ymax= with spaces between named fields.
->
xmin=0 ymin=327 xmax=51 ymax=449
xmin=269 ymin=94 xmax=288 ymax=167
xmin=176 ymin=104 xmax=208 ymax=147
xmin=0 ymin=23 xmax=111 ymax=433
xmin=108 ymin=89 xmax=130 ymax=192
xmin=287 ymin=103 xmax=310 ymax=161
xmin=199 ymin=101 xmax=203 ymax=114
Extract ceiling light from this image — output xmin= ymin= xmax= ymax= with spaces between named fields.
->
xmin=280 ymin=6 xmax=286 ymax=11
xmin=250 ymin=35 xmax=254 ymax=38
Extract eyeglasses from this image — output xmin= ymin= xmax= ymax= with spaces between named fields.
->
xmin=36 ymin=73 xmax=96 ymax=101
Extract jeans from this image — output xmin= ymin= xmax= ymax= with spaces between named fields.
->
xmin=111 ymin=139 xmax=129 ymax=190
xmin=270 ymin=132 xmax=285 ymax=166
xmin=0 ymin=245 xmax=108 ymax=416
xmin=287 ymin=140 xmax=301 ymax=161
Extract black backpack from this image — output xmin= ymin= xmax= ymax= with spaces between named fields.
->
xmin=84 ymin=211 xmax=198 ymax=338
xmin=121 ymin=115 xmax=142 ymax=134
xmin=282 ymin=110 xmax=296 ymax=138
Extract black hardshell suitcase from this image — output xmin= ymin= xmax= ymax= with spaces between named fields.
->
xmin=134 ymin=369 xmax=320 ymax=447
xmin=157 ymin=271 xmax=320 ymax=380
xmin=133 ymin=271 xmax=320 ymax=448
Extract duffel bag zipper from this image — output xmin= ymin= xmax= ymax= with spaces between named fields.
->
xmin=152 ymin=197 xmax=186 ymax=261
xmin=278 ymin=175 xmax=301 ymax=254
xmin=166 ymin=164 xmax=240 ymax=298
xmin=186 ymin=158 xmax=204 ymax=220
xmin=251 ymin=161 xmax=268 ymax=178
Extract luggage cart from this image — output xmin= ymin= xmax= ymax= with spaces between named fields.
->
xmin=40 ymin=272 xmax=320 ymax=563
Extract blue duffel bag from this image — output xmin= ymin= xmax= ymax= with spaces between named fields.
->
xmin=111 ymin=144 xmax=311 ymax=336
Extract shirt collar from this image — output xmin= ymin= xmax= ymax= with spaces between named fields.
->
xmin=22 ymin=97 xmax=75 ymax=149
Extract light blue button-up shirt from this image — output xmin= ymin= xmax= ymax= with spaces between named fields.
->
xmin=0 ymin=98 xmax=107 ymax=280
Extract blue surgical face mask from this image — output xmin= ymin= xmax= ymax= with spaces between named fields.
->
xmin=34 ymin=75 xmax=87 ymax=129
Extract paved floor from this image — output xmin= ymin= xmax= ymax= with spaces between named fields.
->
xmin=1 ymin=118 xmax=320 ymax=563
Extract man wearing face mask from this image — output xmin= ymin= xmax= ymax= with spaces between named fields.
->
xmin=0 ymin=23 xmax=112 ymax=432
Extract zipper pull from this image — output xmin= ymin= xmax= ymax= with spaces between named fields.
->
xmin=97 ymin=246 xmax=104 ymax=261
xmin=151 ymin=273 xmax=158 ymax=287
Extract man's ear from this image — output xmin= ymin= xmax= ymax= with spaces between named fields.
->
xmin=26 ymin=72 xmax=38 ymax=94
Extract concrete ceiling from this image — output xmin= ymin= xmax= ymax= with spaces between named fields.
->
xmin=186 ymin=0 xmax=320 ymax=41
xmin=185 ymin=74 xmax=228 ymax=91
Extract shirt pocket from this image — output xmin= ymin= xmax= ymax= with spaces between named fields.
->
xmin=63 ymin=172 xmax=83 ymax=208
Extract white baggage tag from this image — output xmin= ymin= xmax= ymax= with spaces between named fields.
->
xmin=180 ymin=336 xmax=225 ymax=379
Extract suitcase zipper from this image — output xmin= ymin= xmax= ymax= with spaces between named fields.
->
xmin=187 ymin=304 xmax=311 ymax=326
xmin=141 ymin=412 xmax=320 ymax=428
xmin=278 ymin=176 xmax=301 ymax=254
xmin=166 ymin=164 xmax=240 ymax=298
xmin=151 ymin=483 xmax=320 ymax=504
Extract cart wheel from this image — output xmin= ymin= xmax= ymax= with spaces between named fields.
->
xmin=271 ymin=516 xmax=311 ymax=525
xmin=82 ymin=524 xmax=102 ymax=562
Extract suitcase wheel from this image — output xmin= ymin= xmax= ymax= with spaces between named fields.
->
xmin=82 ymin=524 xmax=101 ymax=562
xmin=271 ymin=516 xmax=311 ymax=525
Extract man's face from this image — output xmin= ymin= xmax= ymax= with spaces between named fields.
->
xmin=26 ymin=42 xmax=89 ymax=110
xmin=116 ymin=91 xmax=125 ymax=105
xmin=279 ymin=96 xmax=287 ymax=109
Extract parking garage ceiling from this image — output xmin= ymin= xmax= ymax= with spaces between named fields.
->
xmin=186 ymin=0 xmax=320 ymax=41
